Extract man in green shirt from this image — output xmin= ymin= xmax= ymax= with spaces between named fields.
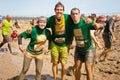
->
xmin=18 ymin=16 xmax=51 ymax=80
xmin=70 ymin=8 xmax=101 ymax=80
xmin=47 ymin=2 xmax=73 ymax=80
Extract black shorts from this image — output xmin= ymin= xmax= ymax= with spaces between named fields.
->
xmin=102 ymin=33 xmax=112 ymax=49
xmin=74 ymin=48 xmax=96 ymax=63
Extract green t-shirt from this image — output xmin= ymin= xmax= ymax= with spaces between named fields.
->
xmin=47 ymin=14 xmax=73 ymax=46
xmin=20 ymin=26 xmax=51 ymax=54
xmin=71 ymin=19 xmax=95 ymax=51
xmin=2 ymin=19 xmax=12 ymax=35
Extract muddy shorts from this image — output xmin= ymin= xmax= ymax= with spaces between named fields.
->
xmin=2 ymin=35 xmax=10 ymax=42
xmin=75 ymin=48 xmax=96 ymax=64
xmin=51 ymin=41 xmax=68 ymax=63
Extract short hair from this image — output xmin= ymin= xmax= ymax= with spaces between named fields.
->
xmin=6 ymin=14 xmax=12 ymax=18
xmin=54 ymin=1 xmax=65 ymax=11
xmin=91 ymin=13 xmax=96 ymax=17
xmin=71 ymin=8 xmax=80 ymax=14
xmin=38 ymin=16 xmax=47 ymax=22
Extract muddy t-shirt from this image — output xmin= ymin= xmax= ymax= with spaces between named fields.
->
xmin=19 ymin=26 xmax=51 ymax=54
xmin=47 ymin=14 xmax=73 ymax=46
xmin=71 ymin=19 xmax=95 ymax=51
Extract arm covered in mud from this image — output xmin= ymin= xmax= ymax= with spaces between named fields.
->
xmin=44 ymin=28 xmax=52 ymax=54
xmin=18 ymin=32 xmax=31 ymax=52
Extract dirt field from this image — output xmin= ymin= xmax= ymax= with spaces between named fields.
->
xmin=0 ymin=20 xmax=120 ymax=80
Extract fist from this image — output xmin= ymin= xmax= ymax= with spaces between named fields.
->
xmin=85 ymin=18 xmax=92 ymax=23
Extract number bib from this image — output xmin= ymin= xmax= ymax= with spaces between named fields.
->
xmin=54 ymin=38 xmax=65 ymax=43
xmin=76 ymin=40 xmax=85 ymax=48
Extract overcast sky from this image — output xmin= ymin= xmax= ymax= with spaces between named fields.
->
xmin=0 ymin=0 xmax=120 ymax=17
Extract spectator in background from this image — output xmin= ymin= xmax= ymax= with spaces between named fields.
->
xmin=90 ymin=13 xmax=102 ymax=49
xmin=14 ymin=19 xmax=20 ymax=28
xmin=99 ymin=14 xmax=120 ymax=61
xmin=11 ymin=30 xmax=18 ymax=42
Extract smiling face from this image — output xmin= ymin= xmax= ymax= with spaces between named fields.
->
xmin=38 ymin=20 xmax=46 ymax=29
xmin=54 ymin=2 xmax=64 ymax=19
xmin=38 ymin=16 xmax=47 ymax=29
xmin=55 ymin=6 xmax=64 ymax=19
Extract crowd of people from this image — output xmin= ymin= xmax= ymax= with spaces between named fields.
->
xmin=0 ymin=1 xmax=120 ymax=80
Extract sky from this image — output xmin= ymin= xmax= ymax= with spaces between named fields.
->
xmin=0 ymin=0 xmax=120 ymax=17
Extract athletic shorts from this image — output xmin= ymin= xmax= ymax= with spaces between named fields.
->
xmin=74 ymin=48 xmax=96 ymax=64
xmin=50 ymin=41 xmax=68 ymax=63
xmin=2 ymin=35 xmax=10 ymax=42
xmin=102 ymin=33 xmax=112 ymax=48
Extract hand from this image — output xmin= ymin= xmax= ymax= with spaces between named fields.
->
xmin=97 ymin=43 xmax=103 ymax=50
xmin=95 ymin=42 xmax=103 ymax=50
xmin=112 ymin=37 xmax=116 ymax=42
xmin=26 ymin=27 xmax=32 ymax=34
xmin=19 ymin=45 xmax=25 ymax=53
xmin=68 ymin=45 xmax=74 ymax=49
xmin=85 ymin=18 xmax=92 ymax=24
xmin=44 ymin=49 xmax=51 ymax=55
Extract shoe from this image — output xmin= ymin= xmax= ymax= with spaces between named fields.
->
xmin=67 ymin=66 xmax=74 ymax=76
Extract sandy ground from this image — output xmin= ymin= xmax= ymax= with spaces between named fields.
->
xmin=0 ymin=20 xmax=120 ymax=80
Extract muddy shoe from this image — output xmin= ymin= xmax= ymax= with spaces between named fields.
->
xmin=67 ymin=66 xmax=74 ymax=76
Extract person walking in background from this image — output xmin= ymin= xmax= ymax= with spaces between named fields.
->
xmin=99 ymin=14 xmax=120 ymax=61
xmin=18 ymin=16 xmax=51 ymax=80
xmin=90 ymin=13 xmax=102 ymax=49
xmin=14 ymin=19 xmax=20 ymax=28
xmin=0 ymin=15 xmax=16 ymax=54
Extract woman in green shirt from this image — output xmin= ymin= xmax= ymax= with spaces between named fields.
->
xmin=18 ymin=16 xmax=51 ymax=80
